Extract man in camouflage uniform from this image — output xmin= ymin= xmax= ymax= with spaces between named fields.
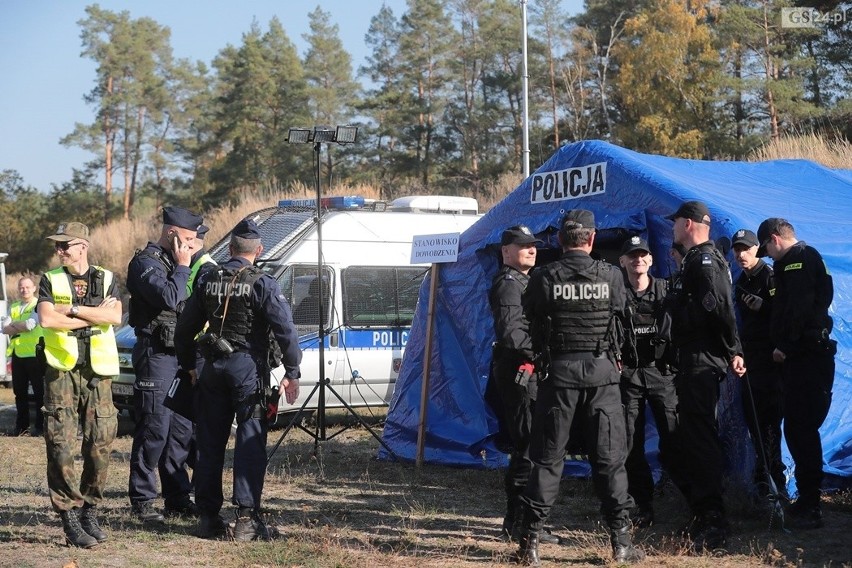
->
xmin=37 ymin=222 xmax=122 ymax=548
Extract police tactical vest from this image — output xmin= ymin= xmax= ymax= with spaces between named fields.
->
xmin=623 ymin=278 xmax=667 ymax=368
xmin=545 ymin=259 xmax=613 ymax=353
xmin=203 ymin=265 xmax=264 ymax=347
xmin=129 ymin=248 xmax=182 ymax=344
xmin=7 ymin=299 xmax=42 ymax=358
xmin=42 ymin=266 xmax=119 ymax=376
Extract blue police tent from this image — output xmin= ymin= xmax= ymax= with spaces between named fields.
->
xmin=380 ymin=140 xmax=852 ymax=492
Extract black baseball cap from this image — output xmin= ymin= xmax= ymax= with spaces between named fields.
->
xmin=731 ymin=228 xmax=758 ymax=248
xmin=561 ymin=209 xmax=595 ymax=230
xmin=621 ymin=235 xmax=650 ymax=256
xmin=501 ymin=225 xmax=542 ymax=246
xmin=666 ymin=200 xmax=711 ymax=225
xmin=756 ymin=217 xmax=789 ymax=257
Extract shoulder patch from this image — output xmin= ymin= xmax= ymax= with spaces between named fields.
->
xmin=701 ymin=291 xmax=717 ymax=311
xmin=784 ymin=262 xmax=803 ymax=271
xmin=701 ymin=253 xmax=712 ymax=266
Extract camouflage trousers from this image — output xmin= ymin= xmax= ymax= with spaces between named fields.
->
xmin=43 ymin=365 xmax=118 ymax=513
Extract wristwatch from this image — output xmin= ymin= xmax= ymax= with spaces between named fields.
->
xmin=69 ymin=305 xmax=79 ymax=318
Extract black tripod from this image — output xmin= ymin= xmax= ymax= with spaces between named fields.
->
xmin=268 ymin=127 xmax=397 ymax=465
xmin=742 ymin=371 xmax=787 ymax=531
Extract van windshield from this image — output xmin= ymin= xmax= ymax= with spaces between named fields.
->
xmin=209 ymin=206 xmax=316 ymax=264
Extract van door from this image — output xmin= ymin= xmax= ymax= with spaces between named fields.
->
xmin=275 ymin=264 xmax=340 ymax=411
xmin=339 ymin=266 xmax=427 ymax=407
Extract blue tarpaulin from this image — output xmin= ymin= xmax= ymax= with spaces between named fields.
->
xmin=380 ymin=140 xmax=852 ymax=493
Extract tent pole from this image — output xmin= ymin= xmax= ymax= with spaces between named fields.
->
xmin=416 ymin=263 xmax=440 ymax=468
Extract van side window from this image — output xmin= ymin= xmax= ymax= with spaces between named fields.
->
xmin=277 ymin=265 xmax=333 ymax=330
xmin=342 ymin=267 xmax=426 ymax=327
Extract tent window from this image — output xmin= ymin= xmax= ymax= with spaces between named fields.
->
xmin=342 ymin=267 xmax=426 ymax=327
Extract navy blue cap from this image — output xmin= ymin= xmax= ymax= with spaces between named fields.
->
xmin=232 ymin=218 xmax=261 ymax=240
xmin=163 ymin=206 xmax=203 ymax=231
xmin=196 ymin=224 xmax=210 ymax=240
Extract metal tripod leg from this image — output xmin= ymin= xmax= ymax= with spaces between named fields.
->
xmin=742 ymin=372 xmax=788 ymax=532
xmin=266 ymin=377 xmax=399 ymax=465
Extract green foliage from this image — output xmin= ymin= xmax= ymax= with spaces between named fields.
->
xmin=208 ymin=19 xmax=311 ymax=204
xmin=5 ymin=0 xmax=851 ymax=226
xmin=613 ymin=0 xmax=723 ymax=157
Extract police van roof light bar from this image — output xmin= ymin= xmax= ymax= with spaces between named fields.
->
xmin=278 ymin=195 xmax=365 ymax=210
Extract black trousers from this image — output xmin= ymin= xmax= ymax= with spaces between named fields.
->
xmin=740 ymin=369 xmax=785 ymax=496
xmin=493 ymin=360 xmax=536 ymax=509
xmin=521 ymin=380 xmax=631 ymax=532
xmin=782 ymin=350 xmax=834 ymax=506
xmin=621 ymin=366 xmax=689 ymax=508
xmin=675 ymin=362 xmax=726 ymax=517
xmin=11 ymin=354 xmax=45 ymax=433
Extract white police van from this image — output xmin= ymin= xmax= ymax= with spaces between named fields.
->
xmin=202 ymin=195 xmax=480 ymax=416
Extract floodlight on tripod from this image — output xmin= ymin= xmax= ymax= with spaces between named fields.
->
xmin=268 ymin=125 xmax=397 ymax=463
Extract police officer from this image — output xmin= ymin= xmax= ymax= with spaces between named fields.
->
xmin=188 ymin=224 xmax=216 ymax=295
xmin=757 ymin=218 xmax=835 ymax=529
xmin=730 ymin=229 xmax=786 ymax=501
xmin=2 ymin=276 xmax=45 ymax=435
xmin=127 ymin=206 xmax=203 ymax=523
xmin=37 ymin=222 xmax=122 ymax=548
xmin=488 ymin=225 xmax=559 ymax=542
xmin=175 ymin=219 xmax=301 ymax=541
xmin=618 ymin=236 xmax=687 ymax=528
xmin=516 ymin=210 xmax=643 ymax=565
xmin=667 ymin=201 xmax=745 ymax=551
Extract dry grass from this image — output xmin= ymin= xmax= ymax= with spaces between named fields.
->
xmin=750 ymin=133 xmax=852 ymax=169
xmin=1 ymin=389 xmax=851 ymax=567
xmin=3 ymin=132 xmax=851 ymax=294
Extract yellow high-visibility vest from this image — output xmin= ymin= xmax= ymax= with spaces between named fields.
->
xmin=42 ymin=266 xmax=119 ymax=376
xmin=187 ymin=253 xmax=215 ymax=296
xmin=6 ymin=299 xmax=42 ymax=358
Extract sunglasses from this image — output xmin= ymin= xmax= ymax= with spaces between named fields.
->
xmin=55 ymin=241 xmax=84 ymax=252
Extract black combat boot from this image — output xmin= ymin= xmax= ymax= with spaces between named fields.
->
xmin=197 ymin=513 xmax=229 ymax=539
xmin=164 ymin=495 xmax=200 ymax=518
xmin=631 ymin=503 xmax=655 ymax=528
xmin=787 ymin=500 xmax=823 ymax=530
xmin=516 ymin=533 xmax=541 ymax=566
xmin=690 ymin=510 xmax=728 ymax=553
xmin=233 ymin=508 xmax=271 ymax=541
xmin=132 ymin=500 xmax=165 ymax=524
xmin=60 ymin=508 xmax=99 ymax=548
xmin=79 ymin=503 xmax=107 ymax=543
xmin=610 ymin=525 xmax=645 ymax=563
xmin=509 ymin=502 xmax=559 ymax=544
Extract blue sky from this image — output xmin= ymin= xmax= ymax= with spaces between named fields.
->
xmin=0 ymin=1 xmax=579 ymax=192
